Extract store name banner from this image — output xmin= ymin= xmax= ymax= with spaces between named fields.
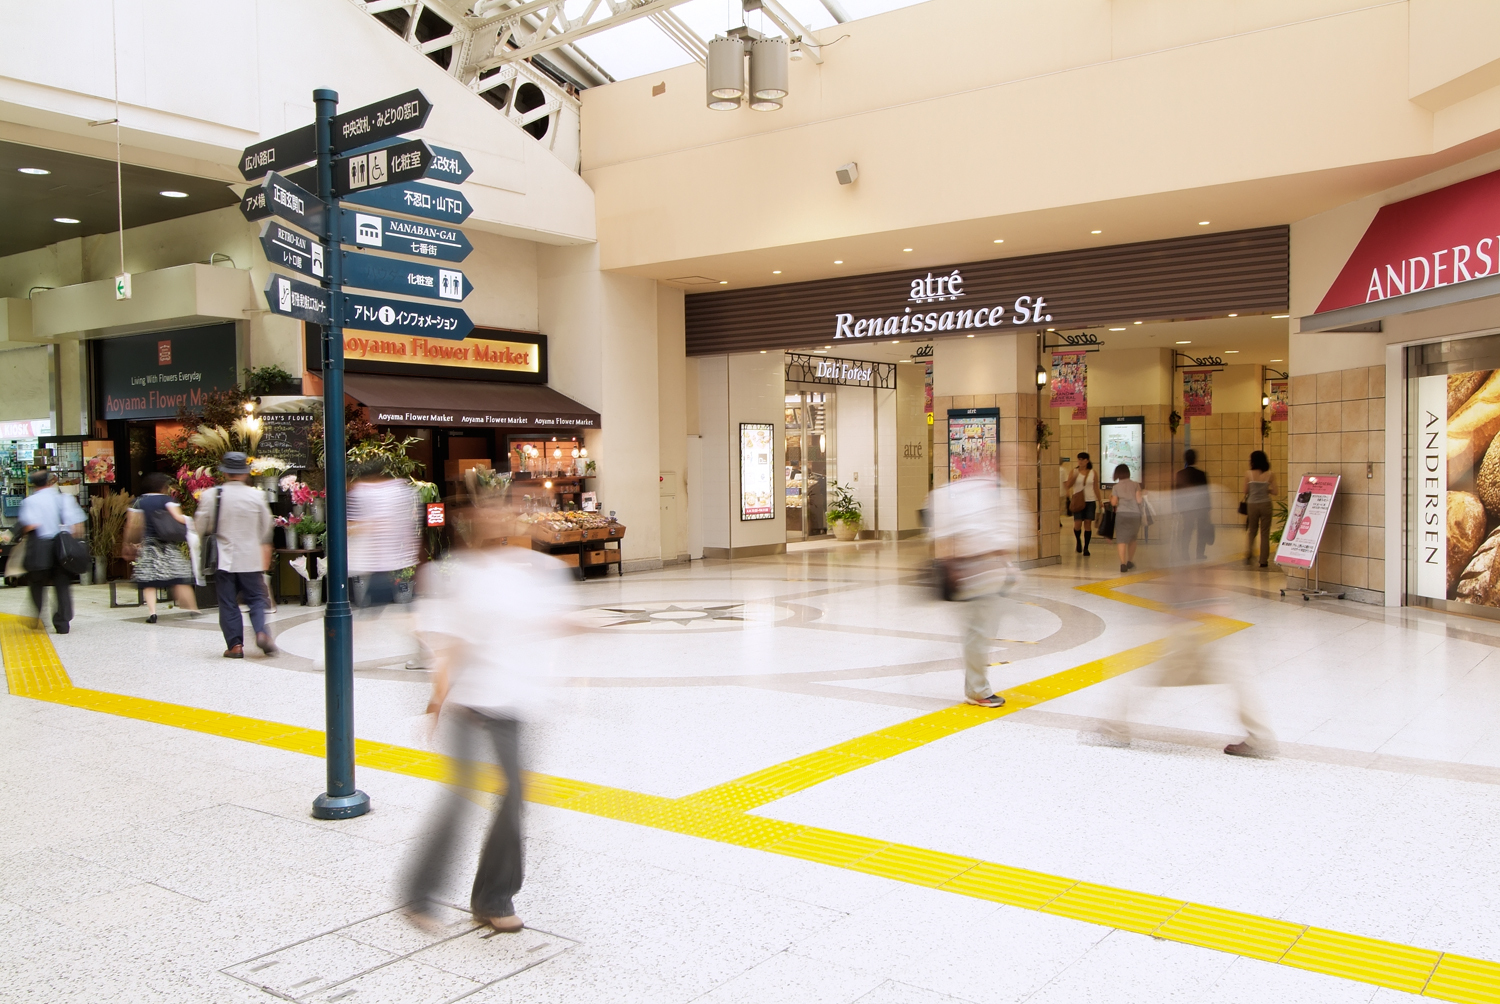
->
xmin=98 ymin=324 xmax=238 ymax=420
xmin=1319 ymin=167 xmax=1500 ymax=312
xmin=0 ymin=419 xmax=51 ymax=439
xmin=343 ymin=331 xmax=539 ymax=375
xmin=367 ymin=408 xmax=597 ymax=429
xmin=834 ymin=270 xmax=1052 ymax=340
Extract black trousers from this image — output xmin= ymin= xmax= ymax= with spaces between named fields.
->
xmin=28 ymin=567 xmax=73 ymax=630
xmin=405 ymin=709 xmax=524 ymax=919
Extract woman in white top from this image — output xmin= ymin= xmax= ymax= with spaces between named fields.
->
xmin=1068 ymin=451 xmax=1099 ymax=556
xmin=1109 ymin=464 xmax=1146 ymax=572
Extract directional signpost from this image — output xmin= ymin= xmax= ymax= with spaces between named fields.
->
xmin=341 ymin=251 xmax=472 ymax=302
xmin=338 ymin=208 xmax=472 ymax=262
xmin=340 ymin=180 xmax=473 ymax=224
xmin=241 ymin=85 xmax=468 ymax=823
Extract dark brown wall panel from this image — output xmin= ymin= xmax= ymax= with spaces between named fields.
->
xmin=685 ymin=226 xmax=1288 ymax=356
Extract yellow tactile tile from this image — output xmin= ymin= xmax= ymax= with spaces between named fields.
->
xmin=1282 ymin=927 xmax=1441 ymax=994
xmin=8 ymin=601 xmax=1500 ymax=1003
xmin=1425 ymin=954 xmax=1500 ymax=1003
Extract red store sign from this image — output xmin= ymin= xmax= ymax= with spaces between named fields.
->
xmin=1318 ymin=168 xmax=1500 ymax=313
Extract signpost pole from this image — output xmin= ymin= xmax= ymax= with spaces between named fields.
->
xmin=311 ymin=87 xmax=369 ymax=821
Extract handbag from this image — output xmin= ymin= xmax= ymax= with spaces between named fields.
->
xmin=52 ymin=494 xmax=90 ymax=576
xmin=1237 ymin=497 xmax=1248 ymax=516
xmin=1097 ymin=505 xmax=1117 ymax=539
xmin=200 ymin=487 xmax=223 ymax=577
xmin=148 ymin=501 xmax=187 ymax=543
xmin=5 ymin=536 xmax=27 ymax=578
xmin=1068 ymin=472 xmax=1087 ymax=515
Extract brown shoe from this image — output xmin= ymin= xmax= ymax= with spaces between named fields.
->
xmin=1224 ymin=741 xmax=1269 ymax=758
xmin=477 ymin=913 xmax=523 ymax=933
xmin=223 ymin=645 xmax=244 ymax=659
xmin=256 ymin=632 xmax=277 ymax=655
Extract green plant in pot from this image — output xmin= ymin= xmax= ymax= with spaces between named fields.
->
xmin=296 ymin=519 xmax=327 ymax=550
xmin=826 ymin=480 xmax=863 ymax=541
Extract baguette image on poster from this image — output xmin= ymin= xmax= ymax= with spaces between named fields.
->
xmin=1423 ymin=367 xmax=1500 ymax=605
xmin=1274 ymin=475 xmax=1340 ymax=569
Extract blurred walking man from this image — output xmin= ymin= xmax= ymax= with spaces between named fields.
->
xmin=194 ymin=452 xmax=274 ymax=659
xmin=17 ymin=470 xmax=85 ymax=634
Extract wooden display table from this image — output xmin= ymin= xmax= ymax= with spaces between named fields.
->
xmin=528 ymin=521 xmax=625 ymax=578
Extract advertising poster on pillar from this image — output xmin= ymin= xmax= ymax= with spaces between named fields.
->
xmin=947 ymin=408 xmax=998 ymax=481
xmin=1414 ymin=369 xmax=1500 ymax=604
xmin=740 ymin=423 xmax=775 ymax=520
xmin=1183 ymin=369 xmax=1213 ymax=418
xmin=1274 ymin=475 xmax=1340 ymax=569
xmin=1270 ymin=381 xmax=1289 ymax=421
xmin=1050 ymin=352 xmax=1087 ymax=409
xmin=97 ymin=324 xmax=239 ymax=420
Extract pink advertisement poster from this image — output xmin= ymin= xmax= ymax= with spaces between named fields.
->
xmin=1050 ymin=352 xmax=1087 ymax=410
xmin=1270 ymin=380 xmax=1289 ymax=421
xmin=1183 ymin=369 xmax=1213 ymax=418
xmin=1274 ymin=474 xmax=1340 ymax=569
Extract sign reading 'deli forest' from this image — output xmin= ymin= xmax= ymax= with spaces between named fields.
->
xmin=98 ymin=324 xmax=238 ymax=420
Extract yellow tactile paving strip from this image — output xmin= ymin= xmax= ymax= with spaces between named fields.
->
xmin=3 ymin=578 xmax=1497 ymax=1002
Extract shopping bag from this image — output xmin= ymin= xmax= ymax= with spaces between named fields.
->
xmin=1097 ymin=506 xmax=1117 ymax=539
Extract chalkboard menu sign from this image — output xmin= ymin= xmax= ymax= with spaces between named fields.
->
xmin=258 ymin=412 xmax=317 ymax=468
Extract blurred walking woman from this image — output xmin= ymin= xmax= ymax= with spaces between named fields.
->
xmin=1109 ymin=464 xmax=1145 ymax=573
xmin=1068 ymin=451 xmax=1098 ymax=556
xmin=125 ymin=472 xmax=197 ymax=622
xmin=1245 ymin=450 xmax=1276 ymax=567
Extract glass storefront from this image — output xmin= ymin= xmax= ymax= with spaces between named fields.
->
xmin=784 ymin=388 xmax=835 ymax=540
xmin=1405 ymin=332 xmax=1500 ymax=615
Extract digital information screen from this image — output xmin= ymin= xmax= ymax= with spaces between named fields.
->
xmin=1099 ymin=416 xmax=1145 ymax=483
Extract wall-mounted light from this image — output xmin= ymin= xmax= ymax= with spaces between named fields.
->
xmin=1036 ymin=364 xmax=1048 ymax=388
xmin=1262 ymin=394 xmax=1271 ymax=408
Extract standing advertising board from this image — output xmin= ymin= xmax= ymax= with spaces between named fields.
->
xmin=947 ymin=408 xmax=998 ymax=481
xmin=740 ymin=423 xmax=775 ymax=520
xmin=1275 ymin=475 xmax=1340 ymax=568
xmin=1099 ymin=417 xmax=1145 ymax=484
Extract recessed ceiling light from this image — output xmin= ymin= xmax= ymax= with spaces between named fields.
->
xmin=159 ymin=190 xmax=188 ymax=198
xmin=813 ymin=349 xmax=826 ymax=354
xmin=1225 ymin=350 xmax=1240 ymax=353
xmin=1272 ymin=314 xmax=1289 ymax=319
xmin=1198 ymin=221 xmax=1210 ymax=226
xmin=1090 ymin=230 xmax=1102 ymax=234
xmin=966 ymin=334 xmax=975 ymax=338
xmin=53 ymin=217 xmax=79 ymax=224
xmin=833 ymin=260 xmax=843 ymax=264
xmin=18 ymin=167 xmax=50 ymax=175
xmin=902 ymin=248 xmax=913 ymax=252
xmin=892 ymin=340 xmax=900 ymax=344
xmin=1133 ymin=321 xmax=1143 ymax=325
xmin=1227 ymin=313 xmax=1237 ymax=317
xmin=760 ymin=350 xmax=767 ymax=354
xmin=1176 ymin=340 xmax=1192 ymax=344
xmin=993 ymin=239 xmax=1004 ymax=244
xmin=1109 ymin=327 xmax=1126 ymax=331
xmin=772 ymin=270 xmax=781 ymax=274
xmin=823 ymin=345 xmax=831 ymax=349
xmin=1270 ymin=358 xmax=1283 ymax=362
xmin=719 ymin=280 xmax=728 ymax=284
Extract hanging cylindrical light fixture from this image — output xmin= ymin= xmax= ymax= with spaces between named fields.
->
xmin=748 ymin=37 xmax=788 ymax=110
xmin=706 ymin=36 xmax=745 ymax=110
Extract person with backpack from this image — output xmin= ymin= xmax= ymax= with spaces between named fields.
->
xmin=16 ymin=470 xmax=86 ymax=634
xmin=124 ymin=471 xmax=198 ymax=623
xmin=193 ymin=452 xmax=275 ymax=659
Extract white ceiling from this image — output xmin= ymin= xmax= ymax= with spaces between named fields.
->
xmin=574 ymin=0 xmax=934 ymax=82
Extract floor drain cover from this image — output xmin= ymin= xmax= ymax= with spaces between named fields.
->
xmin=223 ymin=905 xmax=575 ymax=1003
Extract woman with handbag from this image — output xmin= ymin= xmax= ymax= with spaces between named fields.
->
xmin=1067 ymin=451 xmax=1098 ymax=556
xmin=1244 ymin=450 xmax=1276 ymax=567
xmin=124 ymin=472 xmax=198 ymax=622
xmin=1109 ymin=464 xmax=1146 ymax=572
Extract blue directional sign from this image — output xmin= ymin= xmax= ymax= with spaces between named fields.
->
xmin=341 ymin=251 xmax=472 ymax=302
xmin=343 ymin=292 xmax=472 ymax=340
xmin=260 ymin=221 xmax=325 ymax=280
xmin=338 ymin=208 xmax=472 ymax=262
xmin=425 ymin=146 xmax=472 ymax=185
xmin=340 ymin=181 xmax=472 ymax=224
xmin=264 ymin=274 xmax=330 ymax=325
xmin=288 ymin=141 xmax=471 ymax=190
xmin=243 ymin=172 xmax=324 ymax=234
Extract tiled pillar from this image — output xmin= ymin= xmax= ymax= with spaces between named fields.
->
xmin=1287 ymin=365 xmax=1386 ymax=600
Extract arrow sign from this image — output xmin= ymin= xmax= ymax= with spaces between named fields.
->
xmin=260 ymin=221 xmax=326 ymax=280
xmin=240 ymin=90 xmax=432 ymax=180
xmin=284 ymin=139 xmax=437 ymax=198
xmin=246 ymin=172 xmax=326 ymax=236
xmin=264 ymin=275 xmax=330 ymax=325
xmin=340 ymin=181 xmax=472 ymax=224
xmin=344 ymin=292 xmax=472 ymax=340
xmin=341 ymin=251 xmax=472 ymax=302
xmin=338 ymin=209 xmax=472 ymax=262
xmin=425 ymin=146 xmax=472 ymax=185
xmin=240 ymin=185 xmax=271 ymax=222
xmin=288 ymin=141 xmax=471 ymax=191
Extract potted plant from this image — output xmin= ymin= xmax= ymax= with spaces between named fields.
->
xmin=394 ymin=565 xmax=417 ymax=603
xmin=297 ymin=519 xmax=326 ymax=551
xmin=826 ymin=480 xmax=863 ymax=541
xmin=87 ymin=492 xmax=134 ymax=583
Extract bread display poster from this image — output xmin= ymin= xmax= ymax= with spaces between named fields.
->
xmin=1274 ymin=475 xmax=1340 ymax=569
xmin=1422 ymin=369 xmax=1500 ymax=604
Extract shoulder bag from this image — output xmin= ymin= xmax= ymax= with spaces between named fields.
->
xmin=1068 ymin=472 xmax=1086 ymax=515
xmin=200 ymin=487 xmax=223 ymax=577
xmin=149 ymin=499 xmax=188 ymax=543
xmin=52 ymin=493 xmax=91 ymax=576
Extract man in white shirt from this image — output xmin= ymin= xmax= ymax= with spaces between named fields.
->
xmin=17 ymin=470 xmax=85 ymax=634
xmin=193 ymin=452 xmax=274 ymax=659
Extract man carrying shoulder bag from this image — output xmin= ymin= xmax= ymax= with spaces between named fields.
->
xmin=17 ymin=470 xmax=87 ymax=634
xmin=194 ymin=452 xmax=275 ymax=659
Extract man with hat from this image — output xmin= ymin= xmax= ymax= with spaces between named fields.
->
xmin=17 ymin=469 xmax=86 ymax=634
xmin=194 ymin=451 xmax=275 ymax=658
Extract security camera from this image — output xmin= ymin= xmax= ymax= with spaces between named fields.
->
xmin=836 ymin=162 xmax=859 ymax=185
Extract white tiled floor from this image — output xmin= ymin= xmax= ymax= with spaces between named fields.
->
xmin=1 ymin=537 xmax=1493 ymax=1001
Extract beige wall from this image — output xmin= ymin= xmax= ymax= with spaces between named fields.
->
xmin=896 ymin=366 xmax=928 ymax=532
xmin=657 ymin=285 xmax=688 ymax=561
xmin=695 ymin=351 xmax=787 ymax=557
